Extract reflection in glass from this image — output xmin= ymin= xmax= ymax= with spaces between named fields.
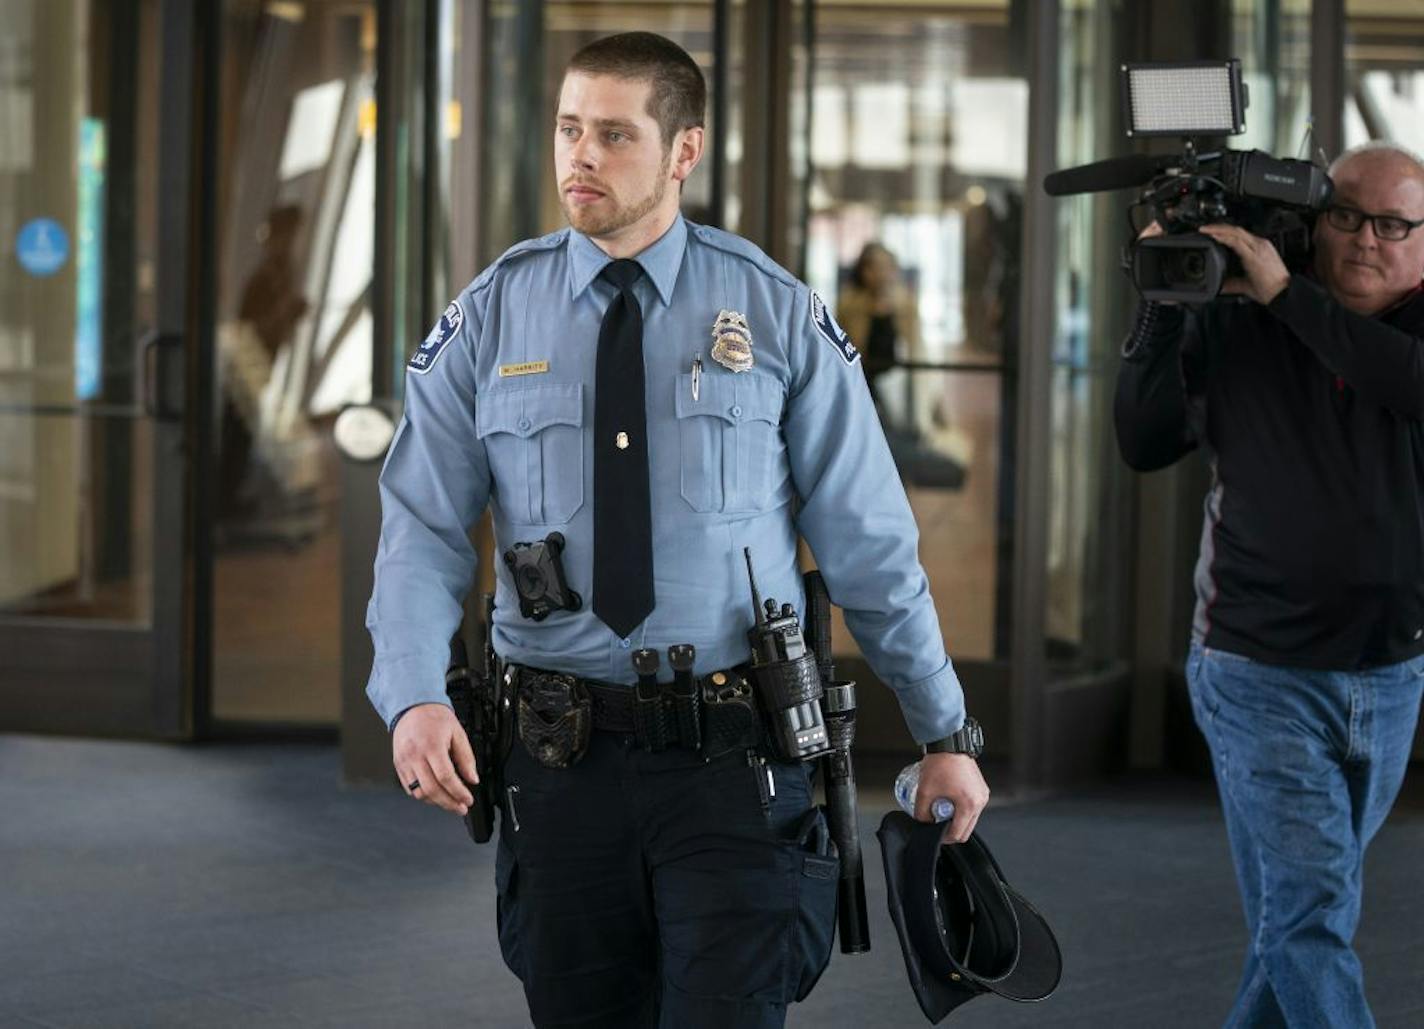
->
xmin=0 ymin=0 xmax=155 ymax=625
xmin=211 ymin=1 xmax=377 ymax=722
xmin=1345 ymin=1 xmax=1424 ymax=154
xmin=1048 ymin=0 xmax=1131 ymax=668
xmin=804 ymin=4 xmax=1024 ymax=662
xmin=1233 ymin=0 xmax=1311 ymax=157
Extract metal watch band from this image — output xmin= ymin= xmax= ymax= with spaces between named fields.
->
xmin=922 ymin=717 xmax=984 ymax=758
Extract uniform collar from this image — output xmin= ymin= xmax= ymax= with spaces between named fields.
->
xmin=567 ymin=214 xmax=687 ymax=307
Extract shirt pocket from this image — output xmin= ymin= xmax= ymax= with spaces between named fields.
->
xmin=476 ymin=382 xmax=584 ymax=525
xmin=673 ymin=372 xmax=785 ymax=514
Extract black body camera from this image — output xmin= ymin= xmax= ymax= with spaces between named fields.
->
xmin=1043 ymin=59 xmax=1333 ymax=303
xmin=503 ymin=532 xmax=581 ymax=621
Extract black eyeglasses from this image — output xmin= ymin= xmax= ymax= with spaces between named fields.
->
xmin=1324 ymin=204 xmax=1424 ymax=242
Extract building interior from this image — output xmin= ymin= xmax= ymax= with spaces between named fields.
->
xmin=2 ymin=1 xmax=1423 ymax=1025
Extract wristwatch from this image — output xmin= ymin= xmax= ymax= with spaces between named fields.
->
xmin=923 ymin=717 xmax=984 ymax=759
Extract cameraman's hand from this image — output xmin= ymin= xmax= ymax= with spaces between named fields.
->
xmin=1200 ymin=223 xmax=1291 ymax=305
xmin=392 ymin=702 xmax=479 ymax=816
xmin=916 ymin=752 xmax=990 ymax=845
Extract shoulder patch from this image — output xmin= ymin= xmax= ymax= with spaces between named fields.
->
xmin=810 ymin=291 xmax=860 ymax=366
xmin=408 ymin=301 xmax=464 ymax=374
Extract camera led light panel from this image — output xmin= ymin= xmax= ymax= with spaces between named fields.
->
xmin=1123 ymin=60 xmax=1245 ymax=137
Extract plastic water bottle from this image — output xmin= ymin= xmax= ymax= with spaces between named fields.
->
xmin=894 ymin=761 xmax=955 ymax=822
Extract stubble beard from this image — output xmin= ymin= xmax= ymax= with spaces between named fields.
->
xmin=562 ymin=153 xmax=672 ymax=238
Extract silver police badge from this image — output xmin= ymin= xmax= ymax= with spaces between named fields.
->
xmin=711 ymin=309 xmax=754 ymax=372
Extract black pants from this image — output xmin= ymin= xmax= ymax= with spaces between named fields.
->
xmin=494 ymin=731 xmax=839 ymax=1028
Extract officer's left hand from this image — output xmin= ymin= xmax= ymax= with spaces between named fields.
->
xmin=1199 ymin=223 xmax=1291 ymax=305
xmin=916 ymin=752 xmax=989 ymax=845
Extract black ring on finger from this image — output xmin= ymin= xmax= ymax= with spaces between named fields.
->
xmin=407 ymin=779 xmax=421 ymax=792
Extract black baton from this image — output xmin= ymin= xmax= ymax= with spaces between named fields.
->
xmin=804 ymin=571 xmax=870 ymax=954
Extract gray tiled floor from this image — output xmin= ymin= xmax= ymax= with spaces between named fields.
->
xmin=3 ymin=735 xmax=1421 ymax=1028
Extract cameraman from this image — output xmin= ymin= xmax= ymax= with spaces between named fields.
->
xmin=1115 ymin=141 xmax=1424 ymax=1027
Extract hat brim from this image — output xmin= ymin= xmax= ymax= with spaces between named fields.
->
xmin=878 ymin=811 xmax=983 ymax=1024
xmin=877 ymin=812 xmax=1062 ymax=1024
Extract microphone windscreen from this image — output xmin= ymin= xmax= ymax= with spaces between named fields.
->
xmin=1043 ymin=154 xmax=1167 ymax=196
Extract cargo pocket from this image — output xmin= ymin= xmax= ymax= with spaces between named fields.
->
xmin=789 ymin=806 xmax=840 ymax=1001
xmin=494 ymin=832 xmax=524 ymax=979
xmin=476 ymin=382 xmax=584 ymax=524
xmin=674 ymin=373 xmax=786 ymax=514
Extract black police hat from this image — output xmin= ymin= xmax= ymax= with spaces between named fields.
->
xmin=877 ymin=811 xmax=1062 ymax=1023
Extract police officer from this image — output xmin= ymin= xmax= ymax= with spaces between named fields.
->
xmin=367 ymin=31 xmax=989 ymax=1028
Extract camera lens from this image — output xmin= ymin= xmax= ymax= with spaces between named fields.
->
xmin=1162 ymin=247 xmax=1207 ymax=285
xmin=517 ymin=564 xmax=548 ymax=598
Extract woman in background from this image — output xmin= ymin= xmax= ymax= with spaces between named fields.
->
xmin=838 ymin=242 xmax=966 ymax=491
xmin=836 ymin=242 xmax=922 ymax=406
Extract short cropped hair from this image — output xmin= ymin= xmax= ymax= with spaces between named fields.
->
xmin=566 ymin=32 xmax=706 ymax=149
xmin=1329 ymin=140 xmax=1424 ymax=184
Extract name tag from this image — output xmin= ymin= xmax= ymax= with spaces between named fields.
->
xmin=498 ymin=360 xmax=550 ymax=378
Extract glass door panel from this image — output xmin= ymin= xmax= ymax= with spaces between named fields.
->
xmin=210 ymin=0 xmax=378 ymax=724
xmin=801 ymin=2 xmax=1025 ymax=664
xmin=0 ymin=1 xmax=155 ymax=625
xmin=1046 ymin=0 xmax=1132 ymax=672
xmin=0 ymin=0 xmax=196 ymax=736
xmin=1345 ymin=0 xmax=1424 ymax=153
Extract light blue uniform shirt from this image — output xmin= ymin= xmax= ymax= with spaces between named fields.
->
xmin=366 ymin=216 xmax=965 ymax=743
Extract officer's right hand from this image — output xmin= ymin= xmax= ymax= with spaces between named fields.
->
xmin=917 ymin=752 xmax=990 ymax=845
xmin=392 ymin=703 xmax=479 ymax=816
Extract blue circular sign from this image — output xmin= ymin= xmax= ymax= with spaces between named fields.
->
xmin=16 ymin=218 xmax=70 ymax=277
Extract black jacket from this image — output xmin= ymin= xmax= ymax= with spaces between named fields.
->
xmin=1114 ymin=275 xmax=1424 ymax=669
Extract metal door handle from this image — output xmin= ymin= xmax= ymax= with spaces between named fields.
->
xmin=141 ymin=331 xmax=184 ymax=421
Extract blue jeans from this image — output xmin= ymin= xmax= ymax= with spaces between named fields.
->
xmin=1186 ymin=643 xmax=1424 ymax=1028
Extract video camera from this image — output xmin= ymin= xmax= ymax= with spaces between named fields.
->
xmin=1043 ymin=59 xmax=1333 ymax=303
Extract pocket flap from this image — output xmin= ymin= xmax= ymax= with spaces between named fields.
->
xmin=674 ymin=372 xmax=783 ymax=425
xmin=477 ymin=382 xmax=584 ymax=439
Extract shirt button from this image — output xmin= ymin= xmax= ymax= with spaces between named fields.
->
xmin=730 ymin=404 xmax=742 ymax=418
xmin=620 ymin=638 xmax=631 ymax=649
xmin=517 ymin=417 xmax=531 ymax=432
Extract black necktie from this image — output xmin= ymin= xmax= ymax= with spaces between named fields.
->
xmin=593 ymin=259 xmax=655 ymax=637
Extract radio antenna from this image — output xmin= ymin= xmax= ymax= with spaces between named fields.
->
xmin=744 ymin=547 xmax=767 ymax=627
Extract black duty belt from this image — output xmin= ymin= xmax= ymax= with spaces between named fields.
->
xmin=585 ymin=680 xmax=639 ymax=733
xmin=507 ymin=662 xmax=758 ymax=757
xmin=502 ymin=664 xmax=635 ymax=731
